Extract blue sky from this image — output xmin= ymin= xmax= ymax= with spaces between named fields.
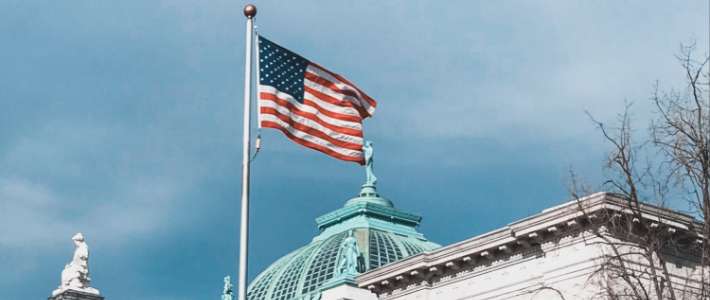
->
xmin=0 ymin=1 xmax=707 ymax=299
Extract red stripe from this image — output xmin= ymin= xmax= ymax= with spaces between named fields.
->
xmin=260 ymin=90 xmax=362 ymax=135
xmin=261 ymin=110 xmax=363 ymax=151
xmin=304 ymin=72 xmax=360 ymax=105
xmin=331 ymin=73 xmax=377 ymax=109
xmin=260 ymin=91 xmax=362 ymax=123
xmin=260 ymin=106 xmax=363 ymax=137
xmin=303 ymin=83 xmax=369 ymax=118
xmin=261 ymin=121 xmax=364 ymax=164
xmin=308 ymin=63 xmax=377 ymax=112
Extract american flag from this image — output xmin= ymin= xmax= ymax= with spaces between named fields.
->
xmin=257 ymin=36 xmax=377 ymax=163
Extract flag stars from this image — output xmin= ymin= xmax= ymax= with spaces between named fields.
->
xmin=258 ymin=36 xmax=308 ymax=102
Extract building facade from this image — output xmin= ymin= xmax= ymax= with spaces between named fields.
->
xmin=356 ymin=193 xmax=707 ymax=300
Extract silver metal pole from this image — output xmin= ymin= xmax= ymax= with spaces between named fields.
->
xmin=238 ymin=4 xmax=256 ymax=300
xmin=255 ymin=31 xmax=262 ymax=128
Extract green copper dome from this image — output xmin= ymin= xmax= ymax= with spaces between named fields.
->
xmin=247 ymin=184 xmax=439 ymax=300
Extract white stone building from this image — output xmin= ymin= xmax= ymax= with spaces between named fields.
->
xmin=352 ymin=193 xmax=707 ymax=300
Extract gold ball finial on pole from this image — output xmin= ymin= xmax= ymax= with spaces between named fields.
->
xmin=243 ymin=4 xmax=257 ymax=19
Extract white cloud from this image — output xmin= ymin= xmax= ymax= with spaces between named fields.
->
xmin=0 ymin=119 xmax=198 ymax=289
xmin=0 ymin=177 xmax=69 ymax=248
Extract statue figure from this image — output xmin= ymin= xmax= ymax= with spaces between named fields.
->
xmin=363 ymin=141 xmax=377 ymax=186
xmin=336 ymin=230 xmax=361 ymax=276
xmin=52 ymin=233 xmax=100 ymax=296
xmin=221 ymin=276 xmax=234 ymax=300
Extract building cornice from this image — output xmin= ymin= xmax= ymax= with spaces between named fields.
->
xmin=357 ymin=192 xmax=705 ymax=295
xmin=315 ymin=201 xmax=422 ymax=231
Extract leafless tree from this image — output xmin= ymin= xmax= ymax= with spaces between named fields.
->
xmin=651 ymin=45 xmax=710 ymax=285
xmin=570 ymin=45 xmax=710 ymax=300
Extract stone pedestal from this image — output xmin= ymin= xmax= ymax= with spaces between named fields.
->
xmin=49 ymin=289 xmax=104 ymax=300
xmin=320 ymin=277 xmax=377 ymax=300
xmin=321 ymin=284 xmax=377 ymax=300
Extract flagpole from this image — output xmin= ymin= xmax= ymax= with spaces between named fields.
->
xmin=238 ymin=4 xmax=256 ymax=300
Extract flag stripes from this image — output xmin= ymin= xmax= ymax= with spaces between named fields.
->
xmin=257 ymin=36 xmax=376 ymax=163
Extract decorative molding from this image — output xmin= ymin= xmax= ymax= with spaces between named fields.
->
xmin=357 ymin=193 xmax=706 ymax=297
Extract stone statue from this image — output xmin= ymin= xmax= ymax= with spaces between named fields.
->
xmin=222 ymin=276 xmax=234 ymax=300
xmin=363 ymin=141 xmax=377 ymax=186
xmin=336 ymin=230 xmax=361 ymax=276
xmin=52 ymin=233 xmax=100 ymax=296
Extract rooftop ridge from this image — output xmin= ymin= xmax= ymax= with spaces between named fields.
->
xmin=357 ymin=192 xmax=707 ymax=290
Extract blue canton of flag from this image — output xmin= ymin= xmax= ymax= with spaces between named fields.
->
xmin=257 ymin=35 xmax=377 ymax=163
xmin=258 ymin=37 xmax=308 ymax=103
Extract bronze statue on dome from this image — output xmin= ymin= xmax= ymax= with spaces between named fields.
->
xmin=337 ymin=230 xmax=361 ymax=276
xmin=363 ymin=141 xmax=377 ymax=186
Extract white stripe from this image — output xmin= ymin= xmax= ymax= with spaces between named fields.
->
xmin=260 ymin=83 xmax=359 ymax=118
xmin=302 ymin=90 xmax=360 ymax=117
xmin=258 ymin=85 xmax=362 ymax=130
xmin=304 ymin=75 xmax=367 ymax=111
xmin=304 ymin=79 xmax=367 ymax=112
xmin=261 ymin=114 xmax=363 ymax=158
xmin=306 ymin=65 xmax=375 ymax=114
xmin=260 ymin=98 xmax=361 ymax=130
xmin=259 ymin=101 xmax=364 ymax=144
